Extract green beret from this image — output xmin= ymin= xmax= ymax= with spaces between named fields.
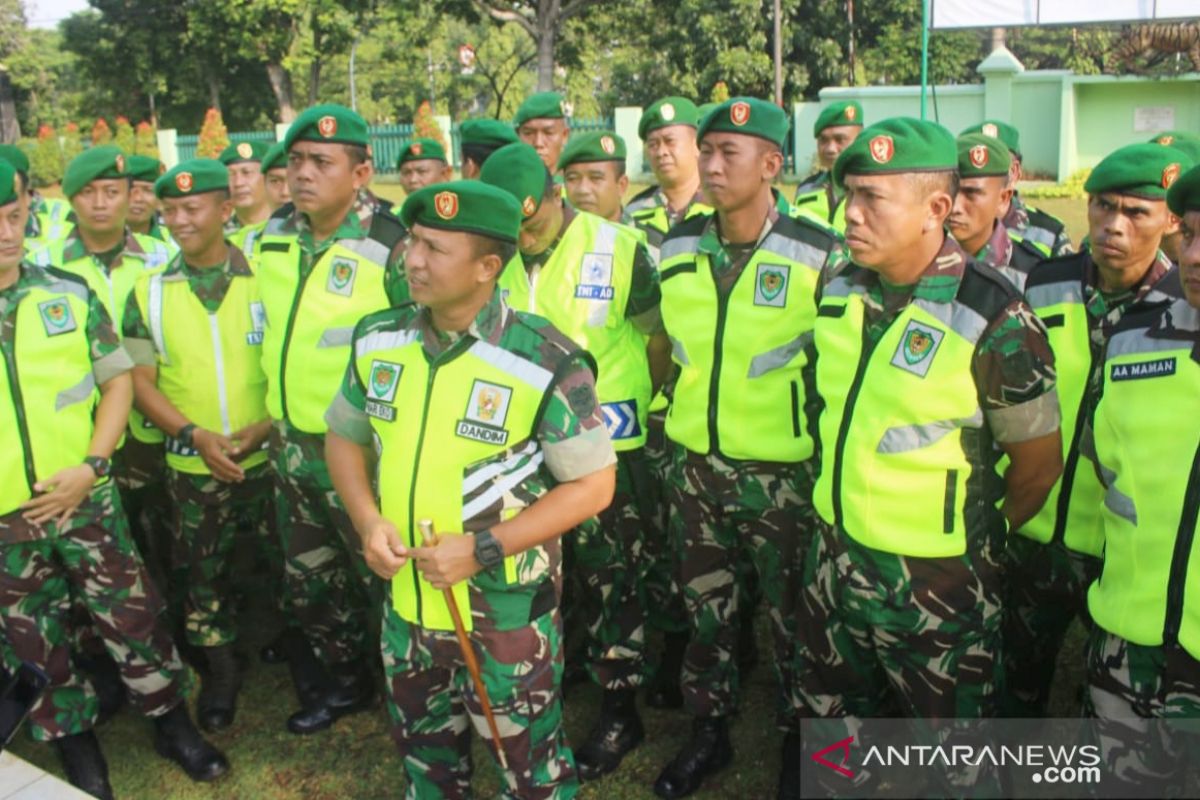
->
xmin=398 ymin=138 xmax=447 ymax=167
xmin=459 ymin=119 xmax=519 ymax=150
xmin=400 ymin=180 xmax=521 ymax=244
xmin=283 ymin=104 xmax=369 ymax=150
xmin=960 ymin=120 xmax=1021 ymax=157
xmin=479 ymin=142 xmax=548 ymax=219
xmin=1167 ymin=163 xmax=1200 ymax=217
xmin=1083 ymin=143 xmax=1191 ymax=200
xmin=155 ymin=159 xmax=229 ymax=199
xmin=218 ymin=140 xmax=271 ymax=166
xmin=0 ymin=144 xmax=29 ymax=175
xmin=697 ymin=97 xmax=789 ymax=149
xmin=260 ymin=141 xmax=287 ymax=173
xmin=639 ymin=97 xmax=699 ymax=140
xmin=833 ymin=117 xmax=957 ymax=187
xmin=1149 ymin=131 xmax=1200 ymax=165
xmin=125 ymin=155 xmax=162 ymax=184
xmin=63 ymin=145 xmax=127 ymax=199
xmin=558 ymin=131 xmax=626 ymax=170
xmin=513 ymin=92 xmax=568 ymax=127
xmin=814 ymin=101 xmax=863 ymax=137
xmin=0 ymin=159 xmax=19 ymax=208
xmin=956 ymin=133 xmax=1011 ymax=178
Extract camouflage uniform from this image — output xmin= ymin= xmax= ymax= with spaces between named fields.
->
xmin=1004 ymin=192 xmax=1074 ymax=257
xmin=325 ymin=291 xmax=616 ymax=799
xmin=267 ymin=191 xmax=407 ymax=666
xmin=1002 ymin=250 xmax=1178 ymax=717
xmin=0 ymin=264 xmax=186 ymax=742
xmin=121 ymin=248 xmax=275 ymax=648
xmin=798 ymin=238 xmax=1059 ymax=720
xmin=969 ymin=219 xmax=1048 ymax=293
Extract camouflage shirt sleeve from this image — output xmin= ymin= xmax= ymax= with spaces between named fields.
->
xmin=324 ymin=356 xmax=374 ymax=446
xmin=120 ymin=289 xmax=156 ymax=367
xmin=87 ymin=289 xmax=133 ymax=385
xmin=538 ymin=354 xmax=617 ymax=482
xmin=625 ymin=240 xmax=663 ymax=334
xmin=973 ymin=298 xmax=1061 ymax=444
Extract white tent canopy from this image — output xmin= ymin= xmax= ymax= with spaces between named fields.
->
xmin=930 ymin=0 xmax=1198 ymax=29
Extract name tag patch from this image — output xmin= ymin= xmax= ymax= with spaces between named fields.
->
xmin=890 ymin=320 xmax=944 ymax=378
xmin=365 ymin=400 xmax=397 ymax=422
xmin=1111 ymin=357 xmax=1176 ymax=382
xmin=38 ymin=298 xmax=77 ymax=336
xmin=575 ymin=252 xmax=615 ymax=301
xmin=327 ymin=257 xmax=358 ymax=296
xmin=753 ymin=263 xmax=790 ymax=307
xmin=456 ymin=379 xmax=513 ymax=445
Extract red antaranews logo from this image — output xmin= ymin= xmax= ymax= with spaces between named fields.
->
xmin=869 ymin=135 xmax=894 ymax=164
xmin=811 ymin=736 xmax=856 ymax=779
xmin=434 ymin=191 xmax=458 ymax=220
xmin=730 ymin=101 xmax=751 ymax=127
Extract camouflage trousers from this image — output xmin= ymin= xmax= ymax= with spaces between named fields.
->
xmin=796 ymin=522 xmax=1003 ymax=719
xmin=114 ymin=436 xmax=173 ymax=605
xmin=381 ymin=603 xmax=578 ymax=800
xmin=1001 ymin=534 xmax=1102 ymax=717
xmin=1085 ymin=629 xmax=1200 ymax=792
xmin=572 ymin=449 xmax=654 ymax=690
xmin=270 ymin=420 xmax=380 ymax=665
xmin=665 ymin=444 xmax=812 ymax=725
xmin=0 ymin=481 xmax=186 ymax=741
xmin=166 ymin=464 xmax=273 ymax=648
xmin=641 ymin=412 xmax=688 ymax=636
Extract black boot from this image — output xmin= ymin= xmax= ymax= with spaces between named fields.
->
xmin=54 ymin=731 xmax=114 ymax=800
xmin=153 ymin=703 xmax=229 ymax=782
xmin=286 ymin=659 xmax=375 ymax=735
xmin=737 ymin=610 xmax=759 ymax=675
xmin=645 ymin=630 xmax=688 ymax=709
xmin=197 ymin=644 xmax=241 ymax=732
xmin=777 ymin=729 xmax=800 ymax=800
xmin=652 ymin=716 xmax=732 ymax=799
xmin=259 ymin=630 xmax=289 ymax=664
xmin=575 ymin=688 xmax=645 ymax=781
xmin=75 ymin=650 xmax=125 ymax=725
xmin=283 ymin=629 xmax=327 ymax=709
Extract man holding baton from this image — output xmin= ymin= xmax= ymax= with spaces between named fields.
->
xmin=326 ymin=180 xmax=616 ymax=799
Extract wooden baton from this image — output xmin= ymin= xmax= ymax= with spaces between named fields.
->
xmin=418 ymin=518 xmax=510 ymax=771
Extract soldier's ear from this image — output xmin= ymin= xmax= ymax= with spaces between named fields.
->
xmin=478 ymin=252 xmax=503 ymax=284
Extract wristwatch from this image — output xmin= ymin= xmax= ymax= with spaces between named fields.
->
xmin=176 ymin=423 xmax=197 ymax=448
xmin=83 ymin=456 xmax=111 ymax=479
xmin=473 ymin=529 xmax=505 ymax=570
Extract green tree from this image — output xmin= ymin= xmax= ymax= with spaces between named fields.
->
xmin=467 ymin=0 xmax=602 ymax=91
xmin=30 ymin=124 xmax=62 ymax=186
xmin=197 ymin=107 xmax=229 ymax=157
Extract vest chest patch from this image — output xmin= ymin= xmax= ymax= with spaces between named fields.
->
xmin=456 ymin=379 xmax=512 ymax=445
xmin=246 ymin=301 xmax=266 ymax=345
xmin=38 ymin=297 xmax=77 ymax=336
xmin=327 ymin=257 xmax=358 ymax=297
xmin=575 ymin=252 xmax=615 ymax=301
xmin=890 ymin=320 xmax=944 ymax=378
xmin=753 ymin=263 xmax=789 ymax=307
xmin=1111 ymin=357 xmax=1176 ymax=382
xmin=367 ymin=360 xmax=402 ymax=403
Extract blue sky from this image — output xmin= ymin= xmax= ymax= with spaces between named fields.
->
xmin=26 ymin=0 xmax=91 ymax=30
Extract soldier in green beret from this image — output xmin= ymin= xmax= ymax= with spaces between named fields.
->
xmin=1002 ymin=141 xmax=1189 ymax=718
xmin=514 ymin=90 xmax=572 ymax=174
xmin=1148 ymin=133 xmax=1200 ymax=264
xmin=792 ymin=100 xmax=863 ymax=231
xmin=654 ymin=97 xmax=844 ymax=799
xmin=962 ymin=119 xmax=1074 ymax=257
xmin=261 ymin=141 xmax=291 ymax=212
xmin=0 ymin=143 xmax=73 ymax=245
xmin=326 ymin=178 xmax=616 ymax=800
xmin=0 ymin=156 xmax=230 ymax=799
xmin=258 ymin=103 xmax=411 ymax=734
xmin=459 ymin=118 xmax=519 ymax=179
xmin=948 ymin=133 xmax=1046 ymax=291
xmin=125 ymin=155 xmax=171 ymax=244
xmin=482 ymin=141 xmax=670 ymax=782
xmin=219 ymin=141 xmax=273 ymax=258
xmin=559 ymin=130 xmax=628 ymax=223
xmin=397 ymin=137 xmax=452 ymax=196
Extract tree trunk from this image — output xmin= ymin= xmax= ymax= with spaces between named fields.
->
xmin=208 ymin=74 xmax=221 ymax=112
xmin=0 ymin=68 xmax=20 ymax=143
xmin=535 ymin=20 xmax=555 ymax=91
xmin=308 ymin=58 xmax=322 ymax=106
xmin=148 ymin=91 xmax=158 ymax=128
xmin=267 ymin=62 xmax=297 ymax=122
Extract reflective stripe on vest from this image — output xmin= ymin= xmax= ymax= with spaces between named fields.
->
xmin=356 ymin=331 xmax=552 ymax=632
xmin=0 ymin=277 xmax=97 ymax=516
xmin=139 ymin=269 xmax=269 ymax=475
xmin=1020 ymin=271 xmax=1104 ymax=555
xmin=658 ymin=222 xmax=822 ymax=462
xmin=812 ymin=274 xmax=988 ymax=557
xmin=498 ymin=212 xmax=650 ymax=451
xmin=258 ymin=230 xmax=390 ymax=433
xmin=40 ymin=234 xmax=172 ymax=444
xmin=1089 ymin=300 xmax=1200 ymax=658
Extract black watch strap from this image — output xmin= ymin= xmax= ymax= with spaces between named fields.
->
xmin=176 ymin=423 xmax=197 ymax=448
xmin=84 ymin=456 xmax=111 ymax=479
xmin=473 ymin=529 xmax=505 ymax=570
